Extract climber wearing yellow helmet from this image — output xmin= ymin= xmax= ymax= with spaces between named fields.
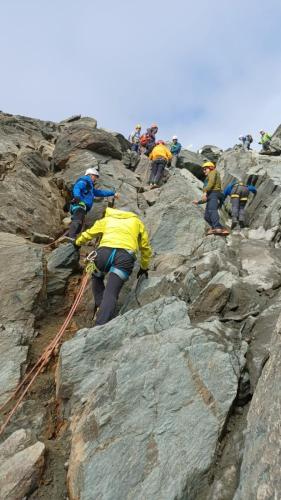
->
xmin=193 ymin=162 xmax=229 ymax=235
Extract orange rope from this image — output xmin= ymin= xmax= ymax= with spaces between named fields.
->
xmin=0 ymin=272 xmax=90 ymax=437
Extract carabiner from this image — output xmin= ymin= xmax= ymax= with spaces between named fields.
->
xmin=86 ymin=250 xmax=97 ymax=263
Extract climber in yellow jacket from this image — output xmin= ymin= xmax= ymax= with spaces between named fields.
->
xmin=148 ymin=140 xmax=172 ymax=188
xmin=75 ymin=207 xmax=152 ymax=325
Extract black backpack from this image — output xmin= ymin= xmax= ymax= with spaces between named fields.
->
xmin=231 ymin=183 xmax=249 ymax=199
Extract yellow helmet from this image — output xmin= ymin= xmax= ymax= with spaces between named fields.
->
xmin=202 ymin=161 xmax=216 ymax=170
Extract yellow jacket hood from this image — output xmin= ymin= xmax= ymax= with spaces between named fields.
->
xmin=104 ymin=207 xmax=138 ymax=219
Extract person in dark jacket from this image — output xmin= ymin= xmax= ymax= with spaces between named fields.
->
xmin=224 ymin=180 xmax=257 ymax=229
xmin=68 ymin=167 xmax=117 ymax=239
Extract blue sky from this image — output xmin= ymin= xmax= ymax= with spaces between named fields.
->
xmin=1 ymin=0 xmax=281 ymax=150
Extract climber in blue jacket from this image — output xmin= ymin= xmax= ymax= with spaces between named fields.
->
xmin=223 ymin=180 xmax=257 ymax=229
xmin=68 ymin=167 xmax=117 ymax=239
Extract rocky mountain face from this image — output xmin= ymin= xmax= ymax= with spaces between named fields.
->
xmin=0 ymin=111 xmax=281 ymax=499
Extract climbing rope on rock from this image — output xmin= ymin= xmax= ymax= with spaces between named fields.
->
xmin=0 ymin=270 xmax=90 ymax=437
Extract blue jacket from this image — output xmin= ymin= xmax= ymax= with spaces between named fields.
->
xmin=224 ymin=182 xmax=257 ymax=198
xmin=170 ymin=142 xmax=182 ymax=155
xmin=72 ymin=175 xmax=115 ymax=212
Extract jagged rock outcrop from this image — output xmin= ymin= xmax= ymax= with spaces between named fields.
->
xmin=199 ymin=145 xmax=223 ymax=162
xmin=0 ymin=113 xmax=64 ymax=237
xmin=53 ymin=121 xmax=128 ymax=169
xmin=177 ymin=149 xmax=207 ymax=180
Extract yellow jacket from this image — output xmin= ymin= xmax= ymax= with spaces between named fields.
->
xmin=149 ymin=144 xmax=172 ymax=161
xmin=75 ymin=207 xmax=152 ymax=269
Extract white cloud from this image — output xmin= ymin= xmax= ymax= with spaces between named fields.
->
xmin=1 ymin=0 xmax=281 ymax=149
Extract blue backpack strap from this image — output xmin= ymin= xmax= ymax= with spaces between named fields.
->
xmin=104 ymin=249 xmax=117 ymax=272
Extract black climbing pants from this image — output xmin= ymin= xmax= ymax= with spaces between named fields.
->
xmin=231 ymin=198 xmax=247 ymax=223
xmin=204 ymin=191 xmax=223 ymax=229
xmin=149 ymin=159 xmax=167 ymax=185
xmin=68 ymin=207 xmax=86 ymax=239
xmin=92 ymin=247 xmax=135 ymax=325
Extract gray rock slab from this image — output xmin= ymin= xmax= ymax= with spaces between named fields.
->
xmin=47 ymin=242 xmax=80 ymax=295
xmin=57 ymin=297 xmax=244 ymax=500
xmin=0 ymin=429 xmax=45 ymax=500
xmin=234 ymin=316 xmax=281 ymax=500
xmin=0 ymin=233 xmax=44 ymax=403
xmin=177 ymin=149 xmax=207 ymax=181
xmin=53 ymin=125 xmax=123 ymax=168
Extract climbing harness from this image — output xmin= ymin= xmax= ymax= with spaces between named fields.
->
xmin=86 ymin=248 xmax=132 ymax=281
xmin=230 ymin=183 xmax=249 ymax=201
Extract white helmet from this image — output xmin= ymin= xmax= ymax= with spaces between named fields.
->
xmin=172 ymin=135 xmax=178 ymax=140
xmin=85 ymin=167 xmax=100 ymax=176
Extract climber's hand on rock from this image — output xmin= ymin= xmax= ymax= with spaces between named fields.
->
xmin=201 ymin=193 xmax=207 ymax=202
xmin=114 ymin=192 xmax=120 ymax=200
xmin=192 ymin=200 xmax=199 ymax=205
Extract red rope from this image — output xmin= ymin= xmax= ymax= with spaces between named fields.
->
xmin=0 ymin=272 xmax=90 ymax=437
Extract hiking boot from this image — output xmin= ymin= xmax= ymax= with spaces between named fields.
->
xmin=231 ymin=221 xmax=238 ymax=230
xmin=213 ymin=227 xmax=230 ymax=236
xmin=239 ymin=221 xmax=245 ymax=229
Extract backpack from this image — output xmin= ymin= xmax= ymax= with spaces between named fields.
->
xmin=231 ymin=183 xmax=249 ymax=199
xmin=247 ymin=135 xmax=253 ymax=143
xmin=140 ymin=133 xmax=150 ymax=146
xmin=62 ymin=177 xmax=92 ymax=212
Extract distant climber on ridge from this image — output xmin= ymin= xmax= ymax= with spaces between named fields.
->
xmin=148 ymin=140 xmax=172 ymax=189
xmin=238 ymin=134 xmax=253 ymax=151
xmin=67 ymin=167 xmax=118 ymax=239
xmin=129 ymin=124 xmax=142 ymax=153
xmin=74 ymin=206 xmax=152 ymax=325
xmin=223 ymin=179 xmax=257 ymax=229
xmin=170 ymin=135 xmax=182 ymax=169
xmin=259 ymin=130 xmax=272 ymax=152
xmin=192 ymin=162 xmax=229 ymax=235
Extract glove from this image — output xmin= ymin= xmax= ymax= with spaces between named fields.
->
xmin=137 ymin=267 xmax=148 ymax=279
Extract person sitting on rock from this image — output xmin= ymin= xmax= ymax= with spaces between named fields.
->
xmin=239 ymin=134 xmax=253 ymax=151
xmin=68 ymin=167 xmax=117 ymax=239
xmin=129 ymin=124 xmax=142 ymax=153
xmin=223 ymin=179 xmax=257 ymax=229
xmin=170 ymin=135 xmax=182 ymax=169
xmin=192 ymin=162 xmax=229 ymax=235
xmin=148 ymin=140 xmax=172 ymax=189
xmin=259 ymin=130 xmax=272 ymax=151
xmin=74 ymin=206 xmax=152 ymax=325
